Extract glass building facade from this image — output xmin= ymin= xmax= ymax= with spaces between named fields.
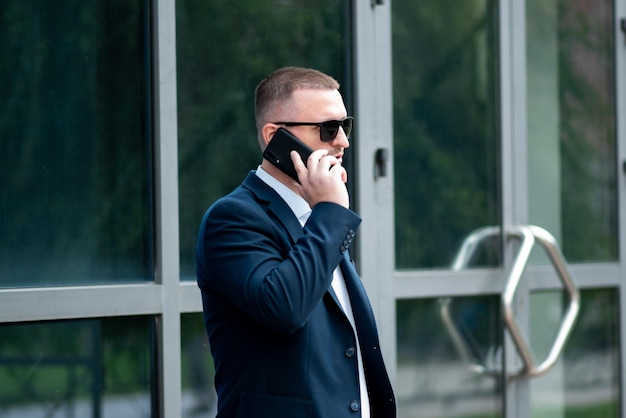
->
xmin=1 ymin=1 xmax=625 ymax=417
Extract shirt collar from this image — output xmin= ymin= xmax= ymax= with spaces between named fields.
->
xmin=255 ymin=166 xmax=311 ymax=226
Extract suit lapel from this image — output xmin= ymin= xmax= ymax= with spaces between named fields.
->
xmin=243 ymin=172 xmax=304 ymax=243
xmin=340 ymin=253 xmax=379 ymax=344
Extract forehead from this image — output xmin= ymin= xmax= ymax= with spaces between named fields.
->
xmin=289 ymin=88 xmax=347 ymax=120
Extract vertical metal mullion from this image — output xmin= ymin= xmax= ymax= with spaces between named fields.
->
xmin=500 ymin=0 xmax=531 ymax=417
xmin=353 ymin=0 xmax=396 ymax=384
xmin=153 ymin=0 xmax=181 ymax=417
xmin=615 ymin=0 xmax=626 ymax=416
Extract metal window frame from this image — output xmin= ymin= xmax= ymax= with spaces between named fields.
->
xmin=615 ymin=0 xmax=626 ymax=413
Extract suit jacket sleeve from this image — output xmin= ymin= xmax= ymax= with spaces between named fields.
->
xmin=197 ymin=190 xmax=362 ymax=334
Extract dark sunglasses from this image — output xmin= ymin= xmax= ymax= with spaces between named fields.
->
xmin=273 ymin=116 xmax=354 ymax=142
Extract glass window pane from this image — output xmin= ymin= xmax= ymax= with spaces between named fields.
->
xmin=530 ymin=289 xmax=619 ymax=418
xmin=181 ymin=313 xmax=216 ymax=417
xmin=176 ymin=0 xmax=353 ymax=279
xmin=0 ymin=1 xmax=153 ymax=287
xmin=0 ymin=317 xmax=154 ymax=417
xmin=392 ymin=0 xmax=501 ymax=270
xmin=526 ymin=0 xmax=617 ymax=262
xmin=397 ymin=297 xmax=503 ymax=417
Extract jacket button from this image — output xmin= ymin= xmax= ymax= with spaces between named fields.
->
xmin=345 ymin=347 xmax=356 ymax=358
xmin=350 ymin=401 xmax=360 ymax=412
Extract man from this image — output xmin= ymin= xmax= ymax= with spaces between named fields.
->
xmin=196 ymin=67 xmax=396 ymax=418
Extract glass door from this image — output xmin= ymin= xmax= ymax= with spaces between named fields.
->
xmin=391 ymin=2 xmax=504 ymax=416
xmin=354 ymin=0 xmax=624 ymax=417
xmin=522 ymin=1 xmax=620 ymax=417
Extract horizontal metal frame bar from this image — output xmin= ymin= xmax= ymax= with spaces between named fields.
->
xmin=0 ymin=282 xmax=205 ymax=324
xmin=393 ymin=262 xmax=621 ymax=299
xmin=179 ymin=280 xmax=203 ymax=313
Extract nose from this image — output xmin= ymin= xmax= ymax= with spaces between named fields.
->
xmin=332 ymin=128 xmax=350 ymax=149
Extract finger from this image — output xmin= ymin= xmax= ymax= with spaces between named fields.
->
xmin=306 ymin=149 xmax=329 ymax=169
xmin=311 ymin=154 xmax=338 ymax=175
xmin=329 ymin=164 xmax=348 ymax=183
xmin=319 ymin=155 xmax=340 ymax=168
xmin=290 ymin=151 xmax=307 ymax=182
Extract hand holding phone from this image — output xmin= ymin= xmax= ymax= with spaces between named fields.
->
xmin=264 ymin=128 xmax=349 ymax=208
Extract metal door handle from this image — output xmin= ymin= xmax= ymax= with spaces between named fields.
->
xmin=503 ymin=225 xmax=580 ymax=378
xmin=443 ymin=225 xmax=580 ymax=379
xmin=443 ymin=225 xmax=502 ymax=375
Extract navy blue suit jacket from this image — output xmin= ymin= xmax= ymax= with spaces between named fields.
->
xmin=196 ymin=172 xmax=396 ymax=418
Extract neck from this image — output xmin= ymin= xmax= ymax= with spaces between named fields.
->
xmin=260 ymin=159 xmax=302 ymax=196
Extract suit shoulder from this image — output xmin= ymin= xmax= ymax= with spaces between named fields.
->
xmin=202 ymin=185 xmax=264 ymax=224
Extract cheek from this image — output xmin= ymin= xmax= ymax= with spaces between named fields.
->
xmin=297 ymin=133 xmax=322 ymax=150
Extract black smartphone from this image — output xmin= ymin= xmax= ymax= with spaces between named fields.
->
xmin=262 ymin=128 xmax=313 ymax=182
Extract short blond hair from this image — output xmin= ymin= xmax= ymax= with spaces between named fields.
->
xmin=254 ymin=67 xmax=340 ymax=133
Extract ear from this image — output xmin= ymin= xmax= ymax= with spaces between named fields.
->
xmin=261 ymin=123 xmax=279 ymax=147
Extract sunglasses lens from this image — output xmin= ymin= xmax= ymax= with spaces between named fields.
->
xmin=342 ymin=118 xmax=353 ymax=138
xmin=319 ymin=122 xmax=337 ymax=142
xmin=320 ymin=118 xmax=353 ymax=142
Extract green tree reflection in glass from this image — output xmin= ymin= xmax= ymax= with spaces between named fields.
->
xmin=177 ymin=0 xmax=352 ymax=278
xmin=0 ymin=0 xmax=153 ymax=286
xmin=392 ymin=0 xmax=501 ymax=269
